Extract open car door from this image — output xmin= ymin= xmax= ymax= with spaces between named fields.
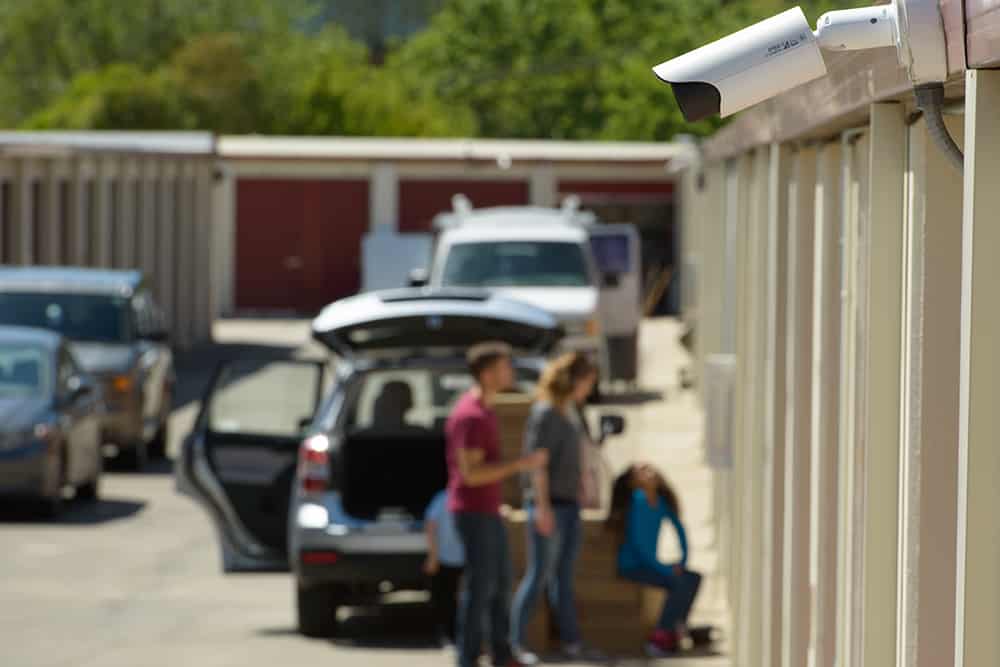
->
xmin=177 ymin=359 xmax=327 ymax=573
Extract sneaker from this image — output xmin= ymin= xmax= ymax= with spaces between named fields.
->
xmin=510 ymin=646 xmax=540 ymax=666
xmin=562 ymin=643 xmax=607 ymax=662
xmin=644 ymin=629 xmax=678 ymax=657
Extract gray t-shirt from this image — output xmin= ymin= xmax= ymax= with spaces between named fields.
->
xmin=522 ymin=401 xmax=581 ymax=504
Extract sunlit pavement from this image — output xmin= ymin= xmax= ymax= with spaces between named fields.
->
xmin=0 ymin=317 xmax=728 ymax=667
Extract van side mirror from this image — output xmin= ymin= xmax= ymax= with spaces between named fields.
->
xmin=599 ymin=414 xmax=626 ymax=442
xmin=408 ymin=268 xmax=429 ymax=288
xmin=602 ymin=272 xmax=621 ymax=288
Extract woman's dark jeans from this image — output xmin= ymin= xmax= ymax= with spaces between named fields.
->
xmin=621 ymin=567 xmax=703 ymax=630
xmin=510 ymin=502 xmax=582 ymax=649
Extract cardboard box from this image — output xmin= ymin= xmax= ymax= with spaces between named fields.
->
xmin=493 ymin=393 xmax=534 ymax=508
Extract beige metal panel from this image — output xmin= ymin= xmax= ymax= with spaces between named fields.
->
xmin=762 ymin=143 xmax=791 ymax=667
xmin=67 ymin=158 xmax=90 ymax=266
xmin=93 ymin=157 xmax=115 ymax=268
xmin=965 ymin=0 xmax=1000 ymax=68
xmin=10 ymin=157 xmax=39 ymax=265
xmin=212 ymin=165 xmax=236 ymax=317
xmin=140 ymin=159 xmax=159 ymax=279
xmin=956 ymin=68 xmax=1000 ymax=667
xmin=898 ymin=116 xmax=963 ymax=667
xmin=115 ymin=158 xmax=138 ymax=269
xmin=529 ymin=165 xmax=558 ymax=207
xmin=808 ymin=141 xmax=842 ymax=667
xmin=781 ymin=146 xmax=817 ymax=667
xmin=697 ymin=164 xmax=727 ymax=405
xmin=861 ymin=102 xmax=907 ymax=667
xmin=730 ymin=155 xmax=752 ymax=654
xmin=173 ymin=162 xmax=196 ymax=348
xmin=196 ymin=161 xmax=214 ymax=342
xmin=737 ymin=147 xmax=770 ymax=667
xmin=157 ymin=162 xmax=178 ymax=336
xmin=370 ymin=162 xmax=399 ymax=229
xmin=836 ymin=131 xmax=870 ymax=667
xmin=40 ymin=159 xmax=61 ymax=265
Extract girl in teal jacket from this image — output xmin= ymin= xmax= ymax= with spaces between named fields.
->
xmin=608 ymin=463 xmax=702 ymax=656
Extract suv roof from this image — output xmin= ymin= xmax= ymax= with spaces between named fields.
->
xmin=434 ymin=205 xmax=596 ymax=231
xmin=439 ymin=217 xmax=589 ymax=244
xmin=0 ymin=325 xmax=63 ymax=349
xmin=0 ymin=267 xmax=144 ymax=297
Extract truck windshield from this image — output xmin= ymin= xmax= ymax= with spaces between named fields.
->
xmin=0 ymin=293 xmax=132 ymax=344
xmin=441 ymin=241 xmax=590 ymax=288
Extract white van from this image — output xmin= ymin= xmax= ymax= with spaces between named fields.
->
xmin=419 ymin=203 xmax=611 ymax=383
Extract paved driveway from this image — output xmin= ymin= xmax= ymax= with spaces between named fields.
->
xmin=0 ymin=318 xmax=728 ymax=667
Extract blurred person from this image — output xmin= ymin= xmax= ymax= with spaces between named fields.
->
xmin=607 ymin=463 xmax=702 ymax=657
xmin=510 ymin=352 xmax=600 ymax=664
xmin=447 ymin=341 xmax=548 ymax=667
xmin=424 ymin=487 xmax=465 ymax=647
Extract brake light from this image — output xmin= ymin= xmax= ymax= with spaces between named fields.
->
xmin=299 ymin=434 xmax=330 ymax=494
xmin=301 ymin=550 xmax=339 ymax=566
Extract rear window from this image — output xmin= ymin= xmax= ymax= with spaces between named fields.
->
xmin=0 ymin=344 xmax=51 ymax=398
xmin=0 ymin=293 xmax=132 ymax=344
xmin=441 ymin=241 xmax=591 ymax=288
xmin=348 ymin=366 xmax=538 ymax=432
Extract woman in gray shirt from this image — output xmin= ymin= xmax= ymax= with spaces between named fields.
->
xmin=510 ymin=352 xmax=598 ymax=664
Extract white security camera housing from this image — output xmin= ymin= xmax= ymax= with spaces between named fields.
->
xmin=653 ymin=0 xmax=949 ymax=123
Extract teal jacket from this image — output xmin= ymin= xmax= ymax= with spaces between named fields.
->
xmin=617 ymin=489 xmax=688 ymax=579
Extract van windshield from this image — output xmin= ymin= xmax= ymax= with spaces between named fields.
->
xmin=441 ymin=241 xmax=591 ymax=288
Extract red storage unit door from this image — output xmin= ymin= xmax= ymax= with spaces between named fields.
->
xmin=235 ymin=178 xmax=369 ymax=313
xmin=398 ymin=179 xmax=530 ymax=232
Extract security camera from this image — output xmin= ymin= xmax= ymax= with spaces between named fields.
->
xmin=653 ymin=0 xmax=948 ymax=123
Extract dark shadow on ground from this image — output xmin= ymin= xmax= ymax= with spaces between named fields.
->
xmin=104 ymin=458 xmax=174 ymax=476
xmin=594 ymin=389 xmax=665 ymax=406
xmin=0 ymin=496 xmax=146 ymax=525
xmin=330 ymin=601 xmax=442 ymax=650
xmin=171 ymin=341 xmax=304 ymax=411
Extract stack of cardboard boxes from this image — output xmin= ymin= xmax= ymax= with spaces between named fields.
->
xmin=503 ymin=508 xmax=660 ymax=656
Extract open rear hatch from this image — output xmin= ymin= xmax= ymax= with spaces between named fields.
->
xmin=311 ymin=288 xmax=562 ymax=359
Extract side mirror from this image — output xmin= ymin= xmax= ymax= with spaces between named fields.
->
xmin=599 ymin=414 xmax=626 ymax=442
xmin=66 ymin=375 xmax=95 ymax=403
xmin=408 ymin=268 xmax=429 ymax=288
xmin=602 ymin=272 xmax=621 ymax=288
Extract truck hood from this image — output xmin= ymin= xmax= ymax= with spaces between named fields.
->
xmin=69 ymin=343 xmax=136 ymax=375
xmin=488 ymin=287 xmax=598 ymax=322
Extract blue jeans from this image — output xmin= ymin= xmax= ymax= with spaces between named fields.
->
xmin=455 ymin=512 xmax=513 ymax=667
xmin=621 ymin=567 xmax=702 ymax=630
xmin=510 ymin=502 xmax=582 ymax=648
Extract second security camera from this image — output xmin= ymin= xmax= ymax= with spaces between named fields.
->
xmin=653 ymin=1 xmax=947 ymax=123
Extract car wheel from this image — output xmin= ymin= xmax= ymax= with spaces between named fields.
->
xmin=296 ymin=582 xmax=340 ymax=638
xmin=148 ymin=421 xmax=169 ymax=460
xmin=149 ymin=389 xmax=172 ymax=460
xmin=76 ymin=464 xmax=101 ymax=502
xmin=118 ymin=440 xmax=148 ymax=472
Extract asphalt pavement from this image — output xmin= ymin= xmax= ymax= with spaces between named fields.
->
xmin=0 ymin=318 xmax=729 ymax=667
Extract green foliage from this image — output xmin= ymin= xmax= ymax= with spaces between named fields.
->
xmin=4 ymin=0 xmax=857 ymax=139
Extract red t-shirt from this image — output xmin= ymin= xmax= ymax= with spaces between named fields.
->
xmin=446 ymin=390 xmax=502 ymax=514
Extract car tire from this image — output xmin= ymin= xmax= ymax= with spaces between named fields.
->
xmin=148 ymin=421 xmax=169 ymax=460
xmin=296 ymin=583 xmax=340 ymax=638
xmin=119 ymin=440 xmax=148 ymax=472
xmin=76 ymin=469 xmax=101 ymax=502
xmin=148 ymin=388 xmax=172 ymax=460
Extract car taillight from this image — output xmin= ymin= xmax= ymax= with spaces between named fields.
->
xmin=298 ymin=434 xmax=330 ymax=494
xmin=301 ymin=550 xmax=340 ymax=566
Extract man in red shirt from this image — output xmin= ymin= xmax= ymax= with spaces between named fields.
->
xmin=448 ymin=342 xmax=547 ymax=667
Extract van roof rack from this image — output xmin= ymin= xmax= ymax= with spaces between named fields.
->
xmin=431 ymin=195 xmax=598 ymax=230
